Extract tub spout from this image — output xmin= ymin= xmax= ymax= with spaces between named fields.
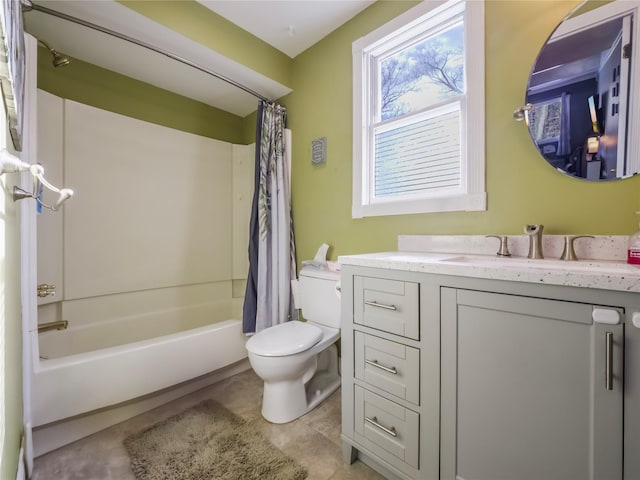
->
xmin=38 ymin=320 xmax=68 ymax=333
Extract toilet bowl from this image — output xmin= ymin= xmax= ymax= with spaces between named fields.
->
xmin=245 ymin=267 xmax=341 ymax=424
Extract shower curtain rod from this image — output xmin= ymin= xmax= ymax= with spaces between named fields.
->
xmin=22 ymin=0 xmax=271 ymax=103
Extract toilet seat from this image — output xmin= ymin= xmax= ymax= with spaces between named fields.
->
xmin=246 ymin=321 xmax=323 ymax=357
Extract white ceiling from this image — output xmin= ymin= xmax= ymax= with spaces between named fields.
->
xmin=23 ymin=0 xmax=374 ymax=117
xmin=198 ymin=1 xmax=374 ymax=58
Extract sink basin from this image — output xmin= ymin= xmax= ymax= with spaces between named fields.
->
xmin=440 ymin=255 xmax=637 ymax=275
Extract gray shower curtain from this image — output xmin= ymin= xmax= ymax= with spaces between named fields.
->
xmin=243 ymin=101 xmax=298 ymax=334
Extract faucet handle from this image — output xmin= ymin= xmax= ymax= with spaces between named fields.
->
xmin=37 ymin=283 xmax=56 ymax=298
xmin=486 ymin=235 xmax=511 ymax=257
xmin=560 ymin=235 xmax=595 ymax=261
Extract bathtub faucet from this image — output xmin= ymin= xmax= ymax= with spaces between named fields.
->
xmin=38 ymin=320 xmax=69 ymax=333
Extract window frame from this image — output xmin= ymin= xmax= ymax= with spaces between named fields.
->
xmin=352 ymin=0 xmax=486 ymax=218
xmin=528 ymin=97 xmax=564 ymax=145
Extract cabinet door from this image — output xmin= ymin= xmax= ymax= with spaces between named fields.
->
xmin=441 ymin=288 xmax=623 ymax=480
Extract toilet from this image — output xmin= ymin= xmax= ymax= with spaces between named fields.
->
xmin=245 ymin=266 xmax=341 ymax=424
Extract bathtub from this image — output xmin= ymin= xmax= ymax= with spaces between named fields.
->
xmin=31 ymin=299 xmax=248 ymax=428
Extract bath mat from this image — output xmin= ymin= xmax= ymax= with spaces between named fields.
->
xmin=124 ymin=399 xmax=308 ymax=480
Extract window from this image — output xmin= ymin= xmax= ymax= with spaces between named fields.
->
xmin=352 ymin=0 xmax=485 ymax=217
xmin=528 ymin=99 xmax=563 ymax=143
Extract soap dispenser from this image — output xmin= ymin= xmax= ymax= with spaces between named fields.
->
xmin=628 ymin=212 xmax=640 ymax=264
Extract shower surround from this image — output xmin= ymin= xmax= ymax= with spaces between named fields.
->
xmin=30 ymin=90 xmax=255 ymax=454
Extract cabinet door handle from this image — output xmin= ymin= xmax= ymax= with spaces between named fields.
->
xmin=605 ymin=331 xmax=613 ymax=391
xmin=365 ymin=359 xmax=398 ymax=375
xmin=364 ymin=300 xmax=397 ymax=311
xmin=365 ymin=416 xmax=397 ymax=437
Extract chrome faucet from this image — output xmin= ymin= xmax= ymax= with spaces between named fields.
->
xmin=524 ymin=224 xmax=544 ymax=259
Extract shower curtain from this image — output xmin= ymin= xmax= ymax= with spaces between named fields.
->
xmin=243 ymin=101 xmax=298 ymax=334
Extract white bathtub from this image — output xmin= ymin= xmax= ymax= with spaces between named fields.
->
xmin=32 ymin=299 xmax=247 ymax=427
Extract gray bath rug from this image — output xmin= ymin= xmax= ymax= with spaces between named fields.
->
xmin=124 ymin=399 xmax=308 ymax=480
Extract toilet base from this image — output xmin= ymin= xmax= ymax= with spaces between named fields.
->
xmin=304 ymin=368 xmax=341 ymax=414
xmin=261 ymin=344 xmax=340 ymax=424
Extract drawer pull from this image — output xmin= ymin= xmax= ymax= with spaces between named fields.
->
xmin=365 ymin=416 xmax=397 ymax=437
xmin=364 ymin=300 xmax=397 ymax=311
xmin=365 ymin=359 xmax=398 ymax=375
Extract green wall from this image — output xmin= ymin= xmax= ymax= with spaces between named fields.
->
xmin=284 ymin=0 xmax=640 ymax=262
xmin=37 ymin=47 xmax=246 ymax=145
xmin=242 ymin=109 xmax=258 ymax=146
xmin=119 ymin=0 xmax=292 ymax=88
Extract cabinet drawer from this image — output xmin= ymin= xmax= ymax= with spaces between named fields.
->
xmin=354 ymin=276 xmax=419 ymax=339
xmin=354 ymin=385 xmax=420 ymax=470
xmin=355 ymin=332 xmax=420 ymax=405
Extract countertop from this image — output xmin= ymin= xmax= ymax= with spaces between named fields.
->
xmin=338 ymin=251 xmax=640 ymax=293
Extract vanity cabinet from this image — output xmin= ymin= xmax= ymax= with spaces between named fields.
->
xmin=348 ymin=275 xmax=422 ymax=476
xmin=342 ymin=269 xmax=441 ymax=480
xmin=440 ymin=288 xmax=623 ymax=480
xmin=341 ymin=263 xmax=639 ymax=480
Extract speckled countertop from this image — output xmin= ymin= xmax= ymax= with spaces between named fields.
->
xmin=338 ymin=235 xmax=640 ymax=293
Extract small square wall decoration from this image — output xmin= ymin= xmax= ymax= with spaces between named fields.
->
xmin=311 ymin=137 xmax=327 ymax=165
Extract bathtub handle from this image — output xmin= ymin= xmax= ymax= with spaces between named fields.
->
xmin=37 ymin=283 xmax=56 ymax=298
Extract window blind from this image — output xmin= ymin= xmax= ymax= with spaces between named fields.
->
xmin=373 ymin=108 xmax=461 ymax=198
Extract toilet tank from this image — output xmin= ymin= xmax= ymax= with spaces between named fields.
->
xmin=299 ymin=266 xmax=341 ymax=328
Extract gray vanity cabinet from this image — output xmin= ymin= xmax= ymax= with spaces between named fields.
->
xmin=440 ymin=288 xmax=623 ymax=480
xmin=342 ymin=269 xmax=442 ymax=480
xmin=342 ymin=271 xmax=438 ymax=480
xmin=341 ymin=263 xmax=637 ymax=480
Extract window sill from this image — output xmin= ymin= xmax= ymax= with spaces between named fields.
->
xmin=352 ymin=192 xmax=486 ymax=218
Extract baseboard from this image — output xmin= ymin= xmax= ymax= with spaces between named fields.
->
xmin=33 ymin=359 xmax=250 ymax=457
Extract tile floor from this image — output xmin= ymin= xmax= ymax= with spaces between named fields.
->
xmin=32 ymin=369 xmax=384 ymax=480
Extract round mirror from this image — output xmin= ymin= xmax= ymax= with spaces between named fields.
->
xmin=524 ymin=1 xmax=640 ymax=181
